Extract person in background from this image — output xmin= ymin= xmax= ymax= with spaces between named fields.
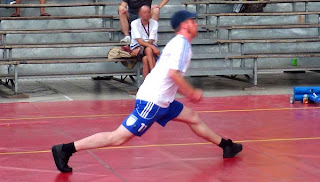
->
xmin=130 ymin=6 xmax=159 ymax=78
xmin=118 ymin=0 xmax=169 ymax=44
xmin=11 ymin=0 xmax=51 ymax=17
xmin=1 ymin=0 xmax=16 ymax=42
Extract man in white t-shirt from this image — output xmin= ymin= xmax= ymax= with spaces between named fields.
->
xmin=130 ymin=5 xmax=160 ymax=78
xmin=52 ymin=10 xmax=243 ymax=173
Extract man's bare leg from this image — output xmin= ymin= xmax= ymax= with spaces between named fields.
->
xmin=12 ymin=0 xmax=20 ymax=17
xmin=144 ymin=47 xmax=156 ymax=71
xmin=151 ymin=7 xmax=160 ymax=21
xmin=149 ymin=55 xmax=156 ymax=70
xmin=142 ymin=56 xmax=150 ymax=78
xmin=174 ymin=106 xmax=242 ymax=158
xmin=174 ymin=106 xmax=222 ymax=144
xmin=52 ymin=125 xmax=135 ymax=172
xmin=75 ymin=125 xmax=135 ymax=151
xmin=40 ymin=0 xmax=50 ymax=16
xmin=118 ymin=6 xmax=130 ymax=36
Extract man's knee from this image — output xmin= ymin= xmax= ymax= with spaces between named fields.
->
xmin=152 ymin=8 xmax=160 ymax=17
xmin=189 ymin=111 xmax=201 ymax=124
xmin=144 ymin=47 xmax=154 ymax=55
xmin=118 ymin=6 xmax=128 ymax=16
xmin=110 ymin=132 xmax=131 ymax=146
xmin=113 ymin=136 xmax=128 ymax=146
xmin=110 ymin=126 xmax=134 ymax=146
xmin=180 ymin=109 xmax=201 ymax=125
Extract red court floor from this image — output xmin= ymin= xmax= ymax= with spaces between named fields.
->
xmin=0 ymin=95 xmax=319 ymax=182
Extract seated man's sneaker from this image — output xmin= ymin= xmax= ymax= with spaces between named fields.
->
xmin=5 ymin=0 xmax=16 ymax=4
xmin=52 ymin=144 xmax=73 ymax=172
xmin=223 ymin=139 xmax=243 ymax=158
xmin=120 ymin=36 xmax=131 ymax=44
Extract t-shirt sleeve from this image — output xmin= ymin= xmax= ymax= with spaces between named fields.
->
xmin=149 ymin=21 xmax=158 ymax=40
xmin=168 ymin=38 xmax=189 ymax=72
xmin=130 ymin=21 xmax=141 ymax=40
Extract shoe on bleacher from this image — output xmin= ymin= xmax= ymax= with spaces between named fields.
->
xmin=5 ymin=0 xmax=16 ymax=4
xmin=120 ymin=36 xmax=131 ymax=44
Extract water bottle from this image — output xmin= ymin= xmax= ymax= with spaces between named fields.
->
xmin=292 ymin=58 xmax=297 ymax=66
xmin=303 ymin=94 xmax=308 ymax=104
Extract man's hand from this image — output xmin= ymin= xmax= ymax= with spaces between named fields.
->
xmin=190 ymin=89 xmax=203 ymax=103
xmin=169 ymin=69 xmax=202 ymax=102
xmin=150 ymin=45 xmax=160 ymax=56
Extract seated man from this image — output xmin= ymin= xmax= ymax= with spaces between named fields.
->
xmin=118 ymin=0 xmax=169 ymax=43
xmin=11 ymin=0 xmax=50 ymax=17
xmin=130 ymin=5 xmax=160 ymax=78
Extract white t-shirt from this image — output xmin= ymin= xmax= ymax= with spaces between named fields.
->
xmin=130 ymin=18 xmax=158 ymax=50
xmin=136 ymin=34 xmax=192 ymax=108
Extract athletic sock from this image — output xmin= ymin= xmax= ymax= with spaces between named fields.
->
xmin=62 ymin=142 xmax=76 ymax=155
xmin=218 ymin=138 xmax=232 ymax=149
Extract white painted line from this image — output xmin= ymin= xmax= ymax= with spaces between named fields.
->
xmin=61 ymin=93 xmax=73 ymax=101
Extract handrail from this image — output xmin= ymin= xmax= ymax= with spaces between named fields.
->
xmin=0 ymin=2 xmax=119 ymax=8
xmin=203 ymin=11 xmax=320 ymax=16
xmin=0 ymin=28 xmax=120 ymax=34
xmin=226 ymin=53 xmax=320 ymax=59
xmin=0 ymin=15 xmax=115 ymax=21
xmin=183 ymin=0 xmax=320 ymax=5
xmin=203 ymin=23 xmax=320 ymax=30
xmin=214 ymin=38 xmax=320 ymax=44
xmin=0 ymin=42 xmax=126 ymax=49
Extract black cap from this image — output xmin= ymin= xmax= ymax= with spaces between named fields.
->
xmin=170 ymin=10 xmax=198 ymax=30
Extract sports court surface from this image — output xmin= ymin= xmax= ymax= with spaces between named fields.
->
xmin=0 ymin=95 xmax=319 ymax=182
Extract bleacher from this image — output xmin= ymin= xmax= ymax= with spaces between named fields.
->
xmin=1 ymin=0 xmax=320 ymax=94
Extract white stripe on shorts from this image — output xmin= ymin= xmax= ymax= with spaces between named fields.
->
xmin=140 ymin=102 xmax=152 ymax=118
xmin=142 ymin=103 xmax=154 ymax=118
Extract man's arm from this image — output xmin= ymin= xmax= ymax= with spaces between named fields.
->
xmin=159 ymin=0 xmax=170 ymax=8
xmin=152 ymin=0 xmax=169 ymax=9
xmin=168 ymin=69 xmax=203 ymax=102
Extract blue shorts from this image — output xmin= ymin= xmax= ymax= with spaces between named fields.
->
xmin=122 ymin=100 xmax=184 ymax=137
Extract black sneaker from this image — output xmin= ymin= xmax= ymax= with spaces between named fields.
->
xmin=52 ymin=144 xmax=73 ymax=172
xmin=223 ymin=140 xmax=243 ymax=158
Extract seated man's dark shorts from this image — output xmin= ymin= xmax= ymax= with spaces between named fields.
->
xmin=129 ymin=12 xmax=139 ymax=23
